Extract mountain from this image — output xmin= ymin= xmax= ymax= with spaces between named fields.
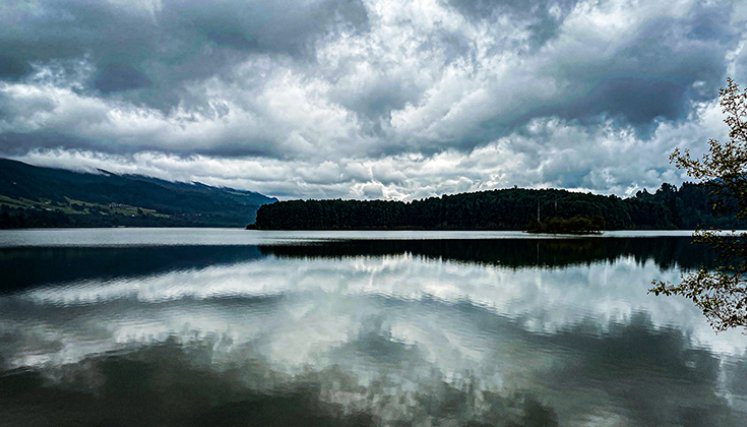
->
xmin=0 ymin=158 xmax=277 ymax=228
xmin=253 ymin=185 xmax=747 ymax=231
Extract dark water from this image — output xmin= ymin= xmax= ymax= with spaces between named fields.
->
xmin=0 ymin=229 xmax=745 ymax=426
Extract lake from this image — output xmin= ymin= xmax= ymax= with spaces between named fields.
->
xmin=1 ymin=228 xmax=745 ymax=426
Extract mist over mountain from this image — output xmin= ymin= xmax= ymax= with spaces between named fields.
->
xmin=0 ymin=158 xmax=276 ymax=228
xmin=3 ymin=157 xmax=744 ymax=231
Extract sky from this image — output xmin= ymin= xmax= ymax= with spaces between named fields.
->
xmin=1 ymin=0 xmax=746 ymax=200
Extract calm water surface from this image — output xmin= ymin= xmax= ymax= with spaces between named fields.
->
xmin=1 ymin=229 xmax=745 ymax=426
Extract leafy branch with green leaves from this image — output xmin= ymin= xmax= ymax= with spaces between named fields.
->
xmin=652 ymin=78 xmax=747 ymax=331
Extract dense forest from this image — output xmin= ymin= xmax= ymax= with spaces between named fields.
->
xmin=0 ymin=158 xmax=276 ymax=228
xmin=253 ymin=183 xmax=747 ymax=230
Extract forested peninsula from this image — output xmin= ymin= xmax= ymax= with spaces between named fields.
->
xmin=253 ymin=183 xmax=747 ymax=231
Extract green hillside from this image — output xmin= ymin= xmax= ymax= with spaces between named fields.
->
xmin=0 ymin=158 xmax=276 ymax=228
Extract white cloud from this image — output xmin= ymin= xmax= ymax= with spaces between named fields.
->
xmin=11 ymin=98 xmax=726 ymax=200
xmin=0 ymin=0 xmax=744 ymax=198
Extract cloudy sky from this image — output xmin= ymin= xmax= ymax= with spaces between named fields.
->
xmin=1 ymin=0 xmax=746 ymax=199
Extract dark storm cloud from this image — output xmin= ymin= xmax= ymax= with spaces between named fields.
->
xmin=0 ymin=0 xmax=368 ymax=107
xmin=429 ymin=0 xmax=738 ymax=148
xmin=0 ymin=54 xmax=31 ymax=80
xmin=93 ymin=63 xmax=152 ymax=93
xmin=555 ymin=2 xmax=735 ymax=127
xmin=446 ymin=0 xmax=580 ymax=47
xmin=0 ymin=0 xmax=746 ymax=198
xmin=0 ymin=132 xmax=89 ymax=156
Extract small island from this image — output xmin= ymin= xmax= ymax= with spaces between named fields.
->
xmin=525 ymin=216 xmax=603 ymax=234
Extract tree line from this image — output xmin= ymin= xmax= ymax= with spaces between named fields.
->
xmin=253 ymin=182 xmax=747 ymax=230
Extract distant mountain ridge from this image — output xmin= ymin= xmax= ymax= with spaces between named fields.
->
xmin=0 ymin=158 xmax=277 ymax=228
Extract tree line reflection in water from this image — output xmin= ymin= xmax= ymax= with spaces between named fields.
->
xmin=0 ymin=236 xmax=745 ymax=426
xmin=0 ymin=237 xmax=716 ymax=292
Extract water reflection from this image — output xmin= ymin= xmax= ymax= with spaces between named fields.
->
xmin=0 ymin=234 xmax=745 ymax=425
xmin=0 ymin=237 xmax=716 ymax=291
xmin=0 ymin=246 xmax=265 ymax=292
xmin=261 ymin=237 xmax=718 ymax=270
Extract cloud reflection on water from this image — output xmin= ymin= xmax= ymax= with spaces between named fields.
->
xmin=1 ymin=238 xmax=746 ymax=425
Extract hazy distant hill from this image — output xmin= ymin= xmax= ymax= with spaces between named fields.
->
xmin=0 ymin=158 xmax=277 ymax=228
